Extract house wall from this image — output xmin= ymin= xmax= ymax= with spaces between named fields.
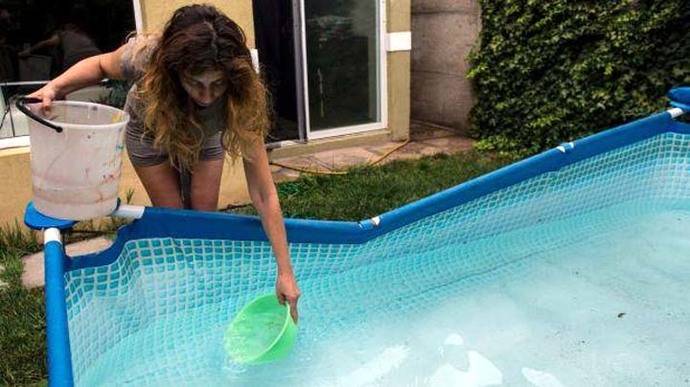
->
xmin=0 ymin=147 xmax=32 ymax=228
xmin=139 ymin=0 xmax=255 ymax=45
xmin=388 ymin=0 xmax=412 ymax=141
xmin=411 ymin=0 xmax=480 ymax=132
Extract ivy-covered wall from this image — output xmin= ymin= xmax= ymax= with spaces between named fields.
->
xmin=468 ymin=1 xmax=690 ymax=156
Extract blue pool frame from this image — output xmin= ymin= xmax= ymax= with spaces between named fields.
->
xmin=28 ymin=89 xmax=690 ymax=387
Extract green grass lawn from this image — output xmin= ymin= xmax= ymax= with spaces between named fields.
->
xmin=0 ymin=150 xmax=511 ymax=386
xmin=0 ymin=226 xmax=45 ymax=386
xmin=235 ymin=151 xmax=512 ymax=220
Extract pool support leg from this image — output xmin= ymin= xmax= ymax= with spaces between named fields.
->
xmin=44 ymin=228 xmax=74 ymax=387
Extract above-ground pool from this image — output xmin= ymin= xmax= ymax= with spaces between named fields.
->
xmin=37 ymin=93 xmax=690 ymax=386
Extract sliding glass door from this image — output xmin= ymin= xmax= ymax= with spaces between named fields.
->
xmin=302 ymin=0 xmax=383 ymax=136
xmin=253 ymin=0 xmax=386 ymax=143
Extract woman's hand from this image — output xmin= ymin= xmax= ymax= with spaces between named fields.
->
xmin=276 ymin=270 xmax=301 ymax=323
xmin=27 ymin=82 xmax=61 ymax=111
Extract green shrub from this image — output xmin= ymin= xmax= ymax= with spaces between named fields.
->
xmin=468 ymin=0 xmax=690 ymax=154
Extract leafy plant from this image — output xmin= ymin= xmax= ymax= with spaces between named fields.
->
xmin=468 ymin=0 xmax=690 ymax=155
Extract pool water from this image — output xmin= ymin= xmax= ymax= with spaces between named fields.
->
xmin=71 ymin=198 xmax=690 ymax=386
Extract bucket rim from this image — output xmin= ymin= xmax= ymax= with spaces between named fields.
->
xmin=25 ymin=100 xmax=130 ymax=131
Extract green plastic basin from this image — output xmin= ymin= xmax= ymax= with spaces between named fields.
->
xmin=224 ymin=294 xmax=297 ymax=364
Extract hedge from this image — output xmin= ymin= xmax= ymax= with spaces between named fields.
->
xmin=468 ymin=0 xmax=690 ymax=156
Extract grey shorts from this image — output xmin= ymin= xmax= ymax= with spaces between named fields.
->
xmin=125 ymin=127 xmax=225 ymax=167
xmin=125 ymin=126 xmax=225 ymax=209
xmin=122 ymin=87 xmax=226 ymax=209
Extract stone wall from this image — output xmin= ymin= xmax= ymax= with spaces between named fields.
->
xmin=411 ymin=0 xmax=480 ymax=132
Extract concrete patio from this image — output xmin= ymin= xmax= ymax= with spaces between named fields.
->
xmin=269 ymin=121 xmax=473 ymax=182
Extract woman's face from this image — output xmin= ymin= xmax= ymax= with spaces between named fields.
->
xmin=180 ymin=68 xmax=228 ymax=108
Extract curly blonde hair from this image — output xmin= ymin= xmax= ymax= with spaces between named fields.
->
xmin=137 ymin=4 xmax=269 ymax=169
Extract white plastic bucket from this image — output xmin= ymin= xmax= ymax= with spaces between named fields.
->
xmin=20 ymin=99 xmax=130 ymax=220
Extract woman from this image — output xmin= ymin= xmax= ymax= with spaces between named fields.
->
xmin=29 ymin=4 xmax=301 ymax=320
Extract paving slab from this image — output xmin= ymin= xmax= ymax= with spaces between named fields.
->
xmin=22 ymin=237 xmax=113 ymax=289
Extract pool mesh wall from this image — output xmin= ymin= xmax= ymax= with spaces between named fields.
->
xmin=63 ymin=132 xmax=690 ymax=385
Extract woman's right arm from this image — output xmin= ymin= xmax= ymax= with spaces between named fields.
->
xmin=28 ymin=44 xmax=129 ymax=109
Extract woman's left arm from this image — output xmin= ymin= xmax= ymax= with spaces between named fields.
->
xmin=243 ymin=137 xmax=301 ymax=322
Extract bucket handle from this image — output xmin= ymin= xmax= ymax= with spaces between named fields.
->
xmin=15 ymin=97 xmax=63 ymax=133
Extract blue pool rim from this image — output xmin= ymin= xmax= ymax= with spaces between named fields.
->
xmin=42 ymin=103 xmax=690 ymax=386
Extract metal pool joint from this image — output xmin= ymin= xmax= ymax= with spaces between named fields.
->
xmin=668 ymin=107 xmax=686 ymax=119
xmin=371 ymin=216 xmax=381 ymax=226
xmin=556 ymin=142 xmax=575 ymax=154
xmin=112 ymin=204 xmax=145 ymax=219
xmin=359 ymin=215 xmax=381 ymax=230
